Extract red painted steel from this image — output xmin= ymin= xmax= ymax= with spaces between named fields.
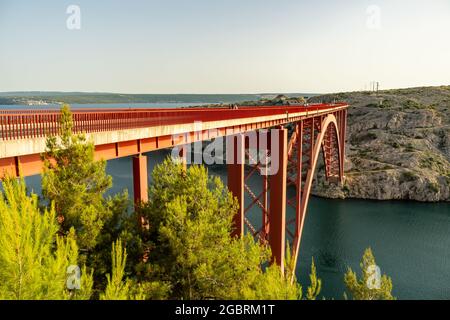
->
xmin=287 ymin=113 xmax=344 ymax=281
xmin=227 ymin=134 xmax=245 ymax=238
xmin=233 ymin=110 xmax=347 ymax=279
xmin=268 ymin=128 xmax=288 ymax=273
xmin=133 ymin=154 xmax=148 ymax=205
xmin=241 ymin=132 xmax=271 ymax=244
xmin=0 ymin=104 xmax=347 ymax=140
xmin=0 ymin=104 xmax=348 ymax=179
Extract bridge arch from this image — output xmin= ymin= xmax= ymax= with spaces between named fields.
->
xmin=288 ymin=113 xmax=344 ymax=280
xmin=229 ymin=110 xmax=348 ymax=280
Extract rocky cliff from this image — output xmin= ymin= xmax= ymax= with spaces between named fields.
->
xmin=308 ymin=86 xmax=450 ymax=202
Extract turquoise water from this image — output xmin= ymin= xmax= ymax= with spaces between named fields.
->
xmin=295 ymin=197 xmax=450 ymax=300
xmin=22 ymin=152 xmax=450 ymax=300
xmin=206 ymin=160 xmax=450 ymax=300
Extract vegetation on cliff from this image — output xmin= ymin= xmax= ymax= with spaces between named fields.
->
xmin=309 ymin=86 xmax=450 ymax=202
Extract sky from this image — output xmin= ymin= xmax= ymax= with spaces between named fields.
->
xmin=0 ymin=0 xmax=449 ymax=94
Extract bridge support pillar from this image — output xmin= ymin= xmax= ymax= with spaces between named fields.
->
xmin=269 ymin=128 xmax=287 ymax=273
xmin=227 ymin=134 xmax=245 ymax=238
xmin=133 ymin=154 xmax=148 ymax=206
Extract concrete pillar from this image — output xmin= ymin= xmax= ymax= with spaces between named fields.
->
xmin=133 ymin=154 xmax=148 ymax=205
xmin=269 ymin=128 xmax=288 ymax=273
xmin=227 ymin=134 xmax=245 ymax=238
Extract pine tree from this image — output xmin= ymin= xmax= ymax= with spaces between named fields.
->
xmin=138 ymin=158 xmax=262 ymax=299
xmin=138 ymin=157 xmax=312 ymax=300
xmin=100 ymin=240 xmax=131 ymax=300
xmin=344 ymin=248 xmax=395 ymax=300
xmin=89 ymin=190 xmax=138 ymax=284
xmin=306 ymin=258 xmax=322 ymax=300
xmin=247 ymin=264 xmax=302 ymax=300
xmin=42 ymin=104 xmax=113 ymax=252
xmin=0 ymin=177 xmax=92 ymax=300
xmin=41 ymin=105 xmax=134 ymax=295
xmin=247 ymin=249 xmax=321 ymax=300
xmin=100 ymin=239 xmax=170 ymax=300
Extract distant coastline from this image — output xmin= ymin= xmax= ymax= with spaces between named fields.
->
xmin=0 ymin=92 xmax=318 ymax=106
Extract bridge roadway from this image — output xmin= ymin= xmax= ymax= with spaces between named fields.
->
xmin=0 ymin=103 xmax=347 ymax=178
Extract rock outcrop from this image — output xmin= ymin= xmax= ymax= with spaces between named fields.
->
xmin=309 ymin=86 xmax=450 ymax=202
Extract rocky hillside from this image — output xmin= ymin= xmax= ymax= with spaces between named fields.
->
xmin=308 ymin=86 xmax=450 ymax=202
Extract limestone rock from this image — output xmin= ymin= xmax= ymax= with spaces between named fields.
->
xmin=309 ymin=86 xmax=450 ymax=202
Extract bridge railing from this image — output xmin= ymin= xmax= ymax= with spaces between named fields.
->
xmin=0 ymin=103 xmax=348 ymax=140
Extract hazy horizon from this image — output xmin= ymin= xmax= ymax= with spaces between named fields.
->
xmin=1 ymin=0 xmax=449 ymax=93
xmin=2 ymin=84 xmax=449 ymax=96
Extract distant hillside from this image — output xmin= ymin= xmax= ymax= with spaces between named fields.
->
xmin=309 ymin=86 xmax=450 ymax=202
xmin=0 ymin=92 xmax=312 ymax=105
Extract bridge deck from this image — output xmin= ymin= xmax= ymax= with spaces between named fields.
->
xmin=0 ymin=103 xmax=348 ymax=177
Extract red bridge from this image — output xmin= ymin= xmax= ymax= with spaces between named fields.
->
xmin=0 ymin=103 xmax=348 ymax=278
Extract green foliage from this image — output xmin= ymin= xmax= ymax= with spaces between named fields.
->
xmin=402 ymin=99 xmax=423 ymax=110
xmin=41 ymin=105 xmax=135 ymax=298
xmin=404 ymin=143 xmax=415 ymax=152
xmin=246 ymin=253 xmax=322 ymax=300
xmin=389 ymin=141 xmax=400 ymax=149
xmin=427 ymin=182 xmax=440 ymax=193
xmin=101 ymin=240 xmax=131 ymax=300
xmin=342 ymin=184 xmax=350 ymax=193
xmin=444 ymin=172 xmax=450 ymax=184
xmin=400 ymin=171 xmax=418 ymax=183
xmin=42 ymin=104 xmax=113 ymax=252
xmin=89 ymin=190 xmax=141 ymax=287
xmin=344 ymin=248 xmax=395 ymax=300
xmin=100 ymin=239 xmax=172 ymax=300
xmin=419 ymin=152 xmax=448 ymax=174
xmin=247 ymin=264 xmax=302 ymax=300
xmin=376 ymin=100 xmax=393 ymax=109
xmin=0 ymin=177 xmax=92 ymax=300
xmin=351 ymin=132 xmax=377 ymax=145
xmin=306 ymin=258 xmax=322 ymax=300
xmin=139 ymin=158 xmax=271 ymax=299
xmin=135 ymin=158 xmax=320 ymax=300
